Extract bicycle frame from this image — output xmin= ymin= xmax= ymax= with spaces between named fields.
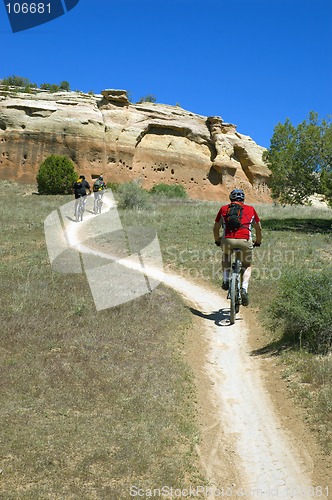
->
xmin=227 ymin=248 xmax=242 ymax=324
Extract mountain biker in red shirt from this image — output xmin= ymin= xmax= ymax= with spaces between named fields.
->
xmin=213 ymin=188 xmax=262 ymax=306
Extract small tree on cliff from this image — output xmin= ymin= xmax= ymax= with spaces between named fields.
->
xmin=137 ymin=94 xmax=157 ymax=104
xmin=37 ymin=155 xmax=77 ymax=195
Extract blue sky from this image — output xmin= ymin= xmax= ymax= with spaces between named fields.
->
xmin=1 ymin=0 xmax=331 ymax=147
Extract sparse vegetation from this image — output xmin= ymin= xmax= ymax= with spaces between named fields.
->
xmin=36 ymin=155 xmax=77 ymax=195
xmin=137 ymin=94 xmax=157 ymax=104
xmin=40 ymin=80 xmax=70 ymax=92
xmin=150 ymin=183 xmax=187 ymax=198
xmin=1 ymin=75 xmax=71 ymax=93
xmin=268 ymin=268 xmax=332 ymax=354
xmin=116 ymin=181 xmax=151 ymax=210
xmin=1 ymin=74 xmax=37 ymax=88
xmin=106 ymin=181 xmax=121 ymax=192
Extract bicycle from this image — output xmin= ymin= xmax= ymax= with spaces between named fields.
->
xmin=94 ymin=192 xmax=103 ymax=214
xmin=75 ymin=196 xmax=86 ymax=222
xmin=227 ymin=248 xmax=243 ymax=324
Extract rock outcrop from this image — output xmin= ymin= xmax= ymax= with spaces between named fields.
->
xmin=0 ymin=87 xmax=271 ymax=202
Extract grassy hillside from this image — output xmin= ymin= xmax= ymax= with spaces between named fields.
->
xmin=0 ymin=182 xmax=203 ymax=498
xmin=116 ymin=194 xmax=332 ymax=454
xmin=1 ymin=181 xmax=331 ymax=497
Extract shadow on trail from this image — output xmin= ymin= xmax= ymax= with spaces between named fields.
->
xmin=65 ymin=216 xmax=76 ymax=223
xmin=189 ymin=307 xmax=241 ymax=327
xmin=250 ymin=338 xmax=296 ymax=358
xmin=262 ymin=218 xmax=332 ymax=233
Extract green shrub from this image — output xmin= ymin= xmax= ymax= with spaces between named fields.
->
xmin=116 ymin=182 xmax=150 ymax=210
xmin=269 ymin=268 xmax=332 ymax=354
xmin=36 ymin=155 xmax=77 ymax=195
xmin=106 ymin=182 xmax=121 ymax=192
xmin=2 ymin=75 xmax=36 ymax=87
xmin=150 ymin=183 xmax=187 ymax=198
xmin=59 ymin=81 xmax=70 ymax=91
xmin=40 ymin=83 xmax=61 ymax=93
xmin=137 ymin=94 xmax=157 ymax=103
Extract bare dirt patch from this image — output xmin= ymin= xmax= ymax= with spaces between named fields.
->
xmin=185 ymin=314 xmax=244 ymax=489
xmin=244 ymin=306 xmax=332 ymax=492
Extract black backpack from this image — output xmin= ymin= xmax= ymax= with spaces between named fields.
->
xmin=225 ymin=202 xmax=243 ymax=231
xmin=73 ymin=179 xmax=83 ymax=191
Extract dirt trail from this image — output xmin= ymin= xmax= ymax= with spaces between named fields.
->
xmin=65 ymin=196 xmax=318 ymax=498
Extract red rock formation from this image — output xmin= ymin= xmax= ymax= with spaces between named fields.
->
xmin=0 ymin=87 xmax=271 ymax=202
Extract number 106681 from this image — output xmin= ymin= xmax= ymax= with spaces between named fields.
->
xmin=6 ymin=3 xmax=51 ymax=14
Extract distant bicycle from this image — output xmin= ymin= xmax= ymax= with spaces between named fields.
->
xmin=228 ymin=247 xmax=243 ymax=324
xmin=75 ymin=196 xmax=86 ymax=222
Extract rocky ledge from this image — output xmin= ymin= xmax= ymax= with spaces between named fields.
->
xmin=0 ymin=87 xmax=271 ymax=202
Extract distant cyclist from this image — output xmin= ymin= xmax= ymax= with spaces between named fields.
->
xmin=213 ymin=188 xmax=262 ymax=306
xmin=72 ymin=175 xmax=91 ymax=216
xmin=92 ymin=175 xmax=107 ymax=212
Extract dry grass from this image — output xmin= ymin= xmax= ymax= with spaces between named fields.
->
xmin=0 ymin=182 xmax=203 ymax=498
xmin=116 ymin=196 xmax=332 ymax=454
xmin=1 ymin=180 xmax=331 ymax=499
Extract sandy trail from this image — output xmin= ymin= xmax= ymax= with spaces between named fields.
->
xmin=63 ymin=195 xmax=313 ymax=498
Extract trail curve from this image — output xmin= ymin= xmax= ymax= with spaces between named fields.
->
xmin=66 ymin=195 xmax=313 ymax=498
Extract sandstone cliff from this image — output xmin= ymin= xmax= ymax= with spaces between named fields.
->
xmin=0 ymin=87 xmax=271 ymax=202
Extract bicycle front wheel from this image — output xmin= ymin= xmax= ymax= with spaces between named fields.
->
xmin=229 ymin=272 xmax=237 ymax=324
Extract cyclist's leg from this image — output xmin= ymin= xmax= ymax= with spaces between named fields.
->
xmin=241 ymin=241 xmax=253 ymax=286
xmin=239 ymin=241 xmax=253 ymax=306
xmin=242 ymin=266 xmax=252 ymax=286
xmin=74 ymin=196 xmax=79 ymax=216
xmin=75 ymin=195 xmax=82 ymax=221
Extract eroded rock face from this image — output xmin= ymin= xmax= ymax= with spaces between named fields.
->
xmin=0 ymin=88 xmax=271 ymax=202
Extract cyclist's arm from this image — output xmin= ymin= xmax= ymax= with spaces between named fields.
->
xmin=213 ymin=221 xmax=222 ymax=242
xmin=253 ymin=222 xmax=262 ymax=244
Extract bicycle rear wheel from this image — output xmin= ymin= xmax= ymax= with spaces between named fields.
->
xmin=97 ymin=197 xmax=102 ymax=214
xmin=229 ymin=272 xmax=236 ymax=324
